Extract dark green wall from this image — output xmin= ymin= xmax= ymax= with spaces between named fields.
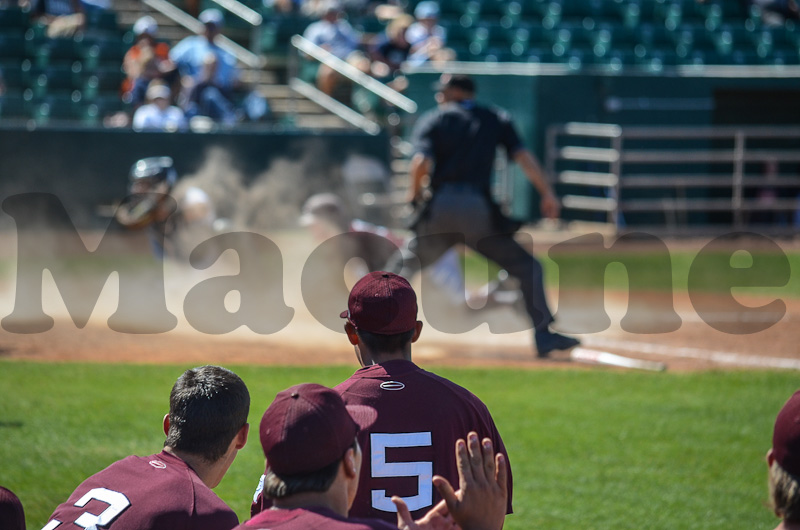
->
xmin=404 ymin=72 xmax=800 ymax=222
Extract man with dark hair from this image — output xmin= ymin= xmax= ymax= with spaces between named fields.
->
xmin=389 ymin=72 xmax=579 ymax=358
xmin=0 ymin=486 xmax=26 ymax=530
xmin=43 ymin=365 xmax=250 ymax=530
xmin=339 ymin=271 xmax=514 ymax=523
xmin=241 ymin=382 xmax=507 ymax=530
xmin=768 ymin=389 xmax=800 ymax=529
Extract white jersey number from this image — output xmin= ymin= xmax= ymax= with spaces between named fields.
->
xmin=370 ymin=432 xmax=433 ymax=513
xmin=42 ymin=487 xmax=131 ymax=529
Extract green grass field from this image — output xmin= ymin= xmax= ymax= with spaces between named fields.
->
xmin=1 ymin=361 xmax=795 ymax=529
xmin=464 ymin=249 xmax=800 ymax=298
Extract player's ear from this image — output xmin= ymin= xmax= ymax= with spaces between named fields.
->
xmin=235 ymin=423 xmax=250 ymax=449
xmin=344 ymin=322 xmax=360 ymax=346
xmin=411 ymin=321 xmax=423 ymax=343
xmin=163 ymin=414 xmax=170 ymax=436
xmin=767 ymin=448 xmax=775 ymax=467
xmin=343 ymin=446 xmax=359 ymax=478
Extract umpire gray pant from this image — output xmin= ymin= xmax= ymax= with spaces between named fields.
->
xmin=387 ymin=184 xmax=554 ymax=331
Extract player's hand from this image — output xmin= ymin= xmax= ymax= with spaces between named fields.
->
xmin=393 ymin=496 xmax=456 ymax=530
xmin=431 ymin=432 xmax=508 ymax=530
xmin=540 ymin=192 xmax=560 ymax=219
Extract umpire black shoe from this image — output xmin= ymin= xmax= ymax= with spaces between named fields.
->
xmin=535 ymin=330 xmax=580 ymax=358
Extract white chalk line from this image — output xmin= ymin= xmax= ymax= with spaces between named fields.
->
xmin=584 ymin=337 xmax=800 ymax=371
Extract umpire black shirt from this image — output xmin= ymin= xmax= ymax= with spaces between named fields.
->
xmin=411 ymin=100 xmax=524 ymax=194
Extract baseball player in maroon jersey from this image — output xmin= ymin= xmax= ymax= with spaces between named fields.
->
xmin=239 ymin=382 xmax=508 ymax=530
xmin=42 ymin=365 xmax=250 ymax=530
xmin=332 ymin=271 xmax=513 ymax=523
xmin=768 ymin=389 xmax=800 ymax=529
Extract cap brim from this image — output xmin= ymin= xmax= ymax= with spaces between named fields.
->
xmin=347 ymin=404 xmax=377 ymax=431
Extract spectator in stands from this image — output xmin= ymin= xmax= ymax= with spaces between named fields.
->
xmin=265 ymin=0 xmax=299 ymax=15
xmin=369 ymin=14 xmax=413 ymax=78
xmin=0 ymin=486 xmax=25 ymax=530
xmin=123 ymin=15 xmax=178 ymax=109
xmin=28 ymin=0 xmax=85 ymax=38
xmin=170 ymin=9 xmax=240 ymax=96
xmin=179 ymin=52 xmax=237 ymax=127
xmin=751 ymin=0 xmax=800 ymax=25
xmin=405 ymin=1 xmax=446 ymax=65
xmin=132 ymin=82 xmax=187 ymax=132
xmin=169 ymin=8 xmax=269 ymax=125
xmin=767 ymin=389 xmax=800 ymax=529
xmin=302 ymin=0 xmax=361 ymax=96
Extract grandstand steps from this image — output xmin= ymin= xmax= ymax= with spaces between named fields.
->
xmin=108 ymin=0 xmax=351 ymax=131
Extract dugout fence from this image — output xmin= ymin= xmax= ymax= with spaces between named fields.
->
xmin=545 ymin=123 xmax=800 ymax=235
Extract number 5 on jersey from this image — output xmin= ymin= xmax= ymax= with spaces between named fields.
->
xmin=370 ymin=432 xmax=432 ymax=512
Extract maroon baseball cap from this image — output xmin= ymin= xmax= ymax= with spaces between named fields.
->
xmin=340 ymin=271 xmax=418 ymax=335
xmin=773 ymin=390 xmax=800 ymax=476
xmin=260 ymin=383 xmax=377 ymax=476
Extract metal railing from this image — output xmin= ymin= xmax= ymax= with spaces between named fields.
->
xmin=143 ymin=0 xmax=264 ymax=68
xmin=287 ymin=35 xmax=417 ymax=135
xmin=546 ymin=123 xmax=800 ymax=234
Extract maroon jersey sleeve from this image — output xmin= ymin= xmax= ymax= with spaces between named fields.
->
xmin=235 ymin=506 xmax=396 ymax=530
xmin=335 ymin=360 xmax=513 ymax=523
xmin=43 ymin=451 xmax=238 ymax=530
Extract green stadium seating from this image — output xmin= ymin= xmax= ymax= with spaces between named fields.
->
xmin=586 ymin=0 xmax=626 ymax=25
xmin=0 ymin=60 xmax=24 ymax=89
xmin=0 ymin=6 xmax=27 ymax=30
xmin=31 ymin=93 xmax=83 ymax=125
xmin=260 ymin=15 xmax=312 ymax=55
xmin=0 ymin=33 xmax=26 ymax=60
xmin=79 ymin=37 xmax=129 ymax=70
xmin=27 ymin=65 xmax=81 ymax=97
xmin=85 ymin=9 xmax=119 ymax=31
xmin=0 ymin=92 xmax=30 ymax=120
xmin=33 ymin=37 xmax=81 ymax=68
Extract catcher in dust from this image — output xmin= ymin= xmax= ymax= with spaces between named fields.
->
xmin=42 ymin=365 xmax=250 ymax=530
xmin=767 ymin=389 xmax=800 ymax=530
xmin=250 ymin=271 xmax=513 ymax=523
xmin=115 ymin=157 xmax=221 ymax=262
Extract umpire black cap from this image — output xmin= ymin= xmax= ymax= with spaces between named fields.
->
xmin=434 ymin=74 xmax=476 ymax=94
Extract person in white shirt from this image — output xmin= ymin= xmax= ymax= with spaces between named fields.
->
xmin=132 ymin=82 xmax=188 ymax=132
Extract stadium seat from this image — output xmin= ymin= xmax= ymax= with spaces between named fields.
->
xmin=260 ymin=15 xmax=312 ymax=55
xmin=514 ymin=0 xmax=552 ymax=23
xmin=0 ymin=60 xmax=24 ymax=89
xmin=508 ymin=26 xmax=533 ymax=57
xmin=469 ymin=23 xmax=512 ymax=57
xmin=31 ymin=93 xmax=82 ymax=125
xmin=79 ymin=37 xmax=129 ymax=70
xmin=0 ymin=6 xmax=27 ymax=30
xmin=0 ymin=33 xmax=26 ymax=61
xmin=33 ymin=37 xmax=81 ymax=67
xmin=586 ymin=0 xmax=626 ymax=24
xmin=637 ymin=23 xmax=674 ymax=53
xmin=79 ymin=66 xmax=124 ymax=99
xmin=0 ymin=92 xmax=30 ymax=120
xmin=84 ymin=9 xmax=119 ymax=31
xmin=475 ymin=0 xmax=515 ymax=27
xmin=80 ymin=95 xmax=125 ymax=125
xmin=31 ymin=65 xmax=81 ymax=98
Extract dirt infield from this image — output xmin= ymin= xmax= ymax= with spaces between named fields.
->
xmin=0 ymin=228 xmax=798 ymax=372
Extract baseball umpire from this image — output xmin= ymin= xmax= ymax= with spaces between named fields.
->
xmin=388 ymin=73 xmax=579 ymax=357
